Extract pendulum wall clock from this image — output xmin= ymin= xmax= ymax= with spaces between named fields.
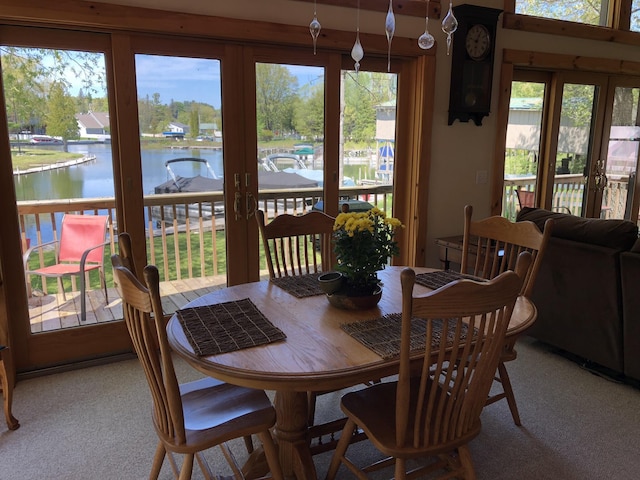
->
xmin=447 ymin=4 xmax=502 ymax=126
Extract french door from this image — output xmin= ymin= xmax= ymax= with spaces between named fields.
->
xmin=0 ymin=26 xmax=130 ymax=369
xmin=506 ymin=69 xmax=640 ymax=222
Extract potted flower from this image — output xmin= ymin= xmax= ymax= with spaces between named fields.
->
xmin=331 ymin=207 xmax=403 ymax=302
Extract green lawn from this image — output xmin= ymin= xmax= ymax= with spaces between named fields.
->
xmin=11 ymin=148 xmax=83 ymax=170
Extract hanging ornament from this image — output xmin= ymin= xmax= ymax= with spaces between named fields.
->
xmin=309 ymin=0 xmax=321 ymax=55
xmin=441 ymin=1 xmax=458 ymax=55
xmin=385 ymin=0 xmax=395 ymax=72
xmin=351 ymin=0 xmax=364 ymax=73
xmin=351 ymin=34 xmax=364 ymax=74
xmin=418 ymin=0 xmax=435 ymax=50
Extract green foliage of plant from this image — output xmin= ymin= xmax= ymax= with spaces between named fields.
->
xmin=333 ymin=208 xmax=403 ymax=295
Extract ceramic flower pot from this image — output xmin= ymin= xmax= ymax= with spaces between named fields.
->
xmin=318 ymin=271 xmax=344 ymax=295
xmin=326 ymin=284 xmax=383 ymax=310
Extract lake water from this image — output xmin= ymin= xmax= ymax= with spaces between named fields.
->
xmin=14 ymin=143 xmax=224 ymax=243
xmin=14 ymin=143 xmax=224 ymax=201
xmin=15 ymin=143 xmax=379 ymax=243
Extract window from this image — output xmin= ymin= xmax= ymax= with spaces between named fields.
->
xmin=632 ymin=0 xmax=640 ymax=32
xmin=516 ymin=0 xmax=608 ymax=26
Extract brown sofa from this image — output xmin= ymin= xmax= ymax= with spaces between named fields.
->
xmin=516 ymin=207 xmax=640 ymax=381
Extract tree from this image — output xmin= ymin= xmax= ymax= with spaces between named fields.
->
xmin=189 ymin=108 xmax=199 ymax=138
xmin=46 ymin=82 xmax=79 ymax=150
xmin=294 ymin=84 xmax=324 ymax=139
xmin=1 ymin=50 xmax=47 ymax=133
xmin=515 ymin=0 xmax=603 ymax=25
xmin=255 ymin=64 xmax=298 ymax=137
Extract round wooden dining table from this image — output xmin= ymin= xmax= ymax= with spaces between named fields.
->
xmin=166 ymin=266 xmax=537 ymax=480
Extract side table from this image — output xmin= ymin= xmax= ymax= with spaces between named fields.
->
xmin=435 ymin=235 xmax=464 ymax=271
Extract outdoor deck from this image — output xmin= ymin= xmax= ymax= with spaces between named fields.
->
xmin=27 ymin=275 xmax=227 ymax=332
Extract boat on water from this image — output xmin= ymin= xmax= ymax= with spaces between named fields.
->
xmin=153 ymin=157 xmax=319 ymax=225
xmin=29 ymin=135 xmax=63 ymax=145
xmin=260 ymin=152 xmax=355 ymax=187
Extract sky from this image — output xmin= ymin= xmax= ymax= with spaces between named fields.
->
xmin=63 ymin=51 xmax=325 ymax=109
xmin=134 ymin=55 xmax=324 ymax=109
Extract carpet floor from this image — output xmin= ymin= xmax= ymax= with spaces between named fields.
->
xmin=1 ymin=336 xmax=639 ymax=479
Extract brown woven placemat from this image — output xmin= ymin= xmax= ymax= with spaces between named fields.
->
xmin=176 ymin=298 xmax=286 ymax=356
xmin=415 ymin=270 xmax=486 ymax=290
xmin=270 ymin=273 xmax=324 ymax=298
xmin=341 ymin=313 xmax=473 ymax=360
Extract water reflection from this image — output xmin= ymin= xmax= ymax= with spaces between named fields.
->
xmin=15 ymin=143 xmax=224 ymax=243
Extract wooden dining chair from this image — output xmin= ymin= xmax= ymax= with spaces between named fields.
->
xmin=326 ymin=254 xmax=531 ymax=480
xmin=112 ymin=261 xmax=283 ymax=480
xmin=112 ymin=232 xmax=137 ymax=276
xmin=0 ymin=345 xmax=19 ymax=431
xmin=461 ymin=204 xmax=553 ymax=425
xmin=256 ymin=209 xmax=335 ymax=278
xmin=256 ymin=208 xmax=337 ymax=425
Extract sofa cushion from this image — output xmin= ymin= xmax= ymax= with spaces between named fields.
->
xmin=517 ymin=207 xmax=638 ymax=251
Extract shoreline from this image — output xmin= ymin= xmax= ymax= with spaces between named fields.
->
xmin=13 ymin=155 xmax=97 ymax=176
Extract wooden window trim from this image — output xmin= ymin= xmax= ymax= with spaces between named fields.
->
xmin=502 ymin=1 xmax=639 ymax=46
xmin=0 ymin=0 xmax=433 ymax=59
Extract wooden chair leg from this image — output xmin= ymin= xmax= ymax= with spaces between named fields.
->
xmin=307 ymin=391 xmax=317 ymax=425
xmin=178 ymin=453 xmax=195 ymax=480
xmin=325 ymin=418 xmax=357 ymax=480
xmin=257 ymin=430 xmax=284 ymax=480
xmin=149 ymin=442 xmax=166 ymax=480
xmin=0 ymin=350 xmax=19 ymax=431
xmin=497 ymin=361 xmax=522 ymax=426
xmin=457 ymin=445 xmax=477 ymax=480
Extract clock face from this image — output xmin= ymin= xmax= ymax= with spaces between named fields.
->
xmin=465 ymin=24 xmax=491 ymax=61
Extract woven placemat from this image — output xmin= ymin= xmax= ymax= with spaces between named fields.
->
xmin=176 ymin=298 xmax=286 ymax=356
xmin=270 ymin=273 xmax=324 ymax=298
xmin=341 ymin=313 xmax=472 ymax=360
xmin=415 ymin=270 xmax=486 ymax=290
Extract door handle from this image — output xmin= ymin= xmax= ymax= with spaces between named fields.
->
xmin=234 ymin=191 xmax=242 ymax=221
xmin=246 ymin=192 xmax=257 ymax=220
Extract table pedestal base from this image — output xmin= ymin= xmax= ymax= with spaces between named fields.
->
xmin=274 ymin=391 xmax=317 ymax=480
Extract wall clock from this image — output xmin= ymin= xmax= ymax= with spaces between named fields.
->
xmin=447 ymin=4 xmax=502 ymax=126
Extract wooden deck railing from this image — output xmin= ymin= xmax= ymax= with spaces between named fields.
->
xmin=19 ymin=174 xmax=633 ymax=297
xmin=503 ymin=174 xmax=634 ymax=220
xmin=19 ymin=184 xmax=394 ymax=294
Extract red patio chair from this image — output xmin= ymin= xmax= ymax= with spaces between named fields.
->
xmin=24 ymin=214 xmax=109 ymax=322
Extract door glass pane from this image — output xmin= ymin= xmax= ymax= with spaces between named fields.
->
xmin=602 ymin=86 xmax=640 ymax=219
xmin=555 ymin=83 xmax=598 ymax=217
xmin=135 ymin=54 xmax=227 ymax=302
xmin=340 ymin=70 xmax=396 ymax=215
xmin=255 ymin=63 xmax=325 ymax=275
xmin=515 ymin=1 xmax=608 ymax=26
xmin=3 ymin=46 xmax=116 ymax=331
xmin=632 ymin=1 xmax=640 ymax=32
xmin=504 ymin=81 xmax=545 ymax=219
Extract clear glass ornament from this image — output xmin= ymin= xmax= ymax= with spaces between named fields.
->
xmin=309 ymin=16 xmax=321 ymax=55
xmin=351 ymin=33 xmax=364 ymax=73
xmin=309 ymin=0 xmax=321 ymax=55
xmin=385 ymin=0 xmax=395 ymax=72
xmin=441 ymin=1 xmax=458 ymax=55
xmin=418 ymin=0 xmax=435 ymax=50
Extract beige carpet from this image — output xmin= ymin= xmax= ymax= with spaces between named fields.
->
xmin=1 ymin=336 xmax=640 ymax=479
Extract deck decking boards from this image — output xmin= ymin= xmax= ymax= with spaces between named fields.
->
xmin=28 ymin=276 xmax=227 ymax=332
